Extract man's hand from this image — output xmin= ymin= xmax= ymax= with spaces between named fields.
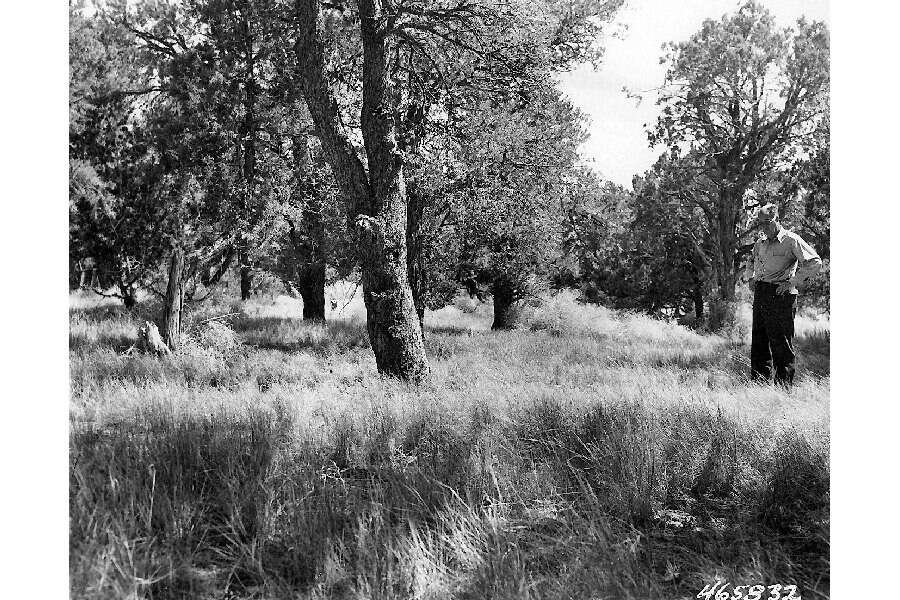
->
xmin=775 ymin=281 xmax=793 ymax=295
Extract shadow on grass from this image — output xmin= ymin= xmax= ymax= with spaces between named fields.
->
xmin=636 ymin=328 xmax=829 ymax=381
xmin=70 ymin=305 xmax=140 ymax=354
xmin=69 ymin=299 xmax=165 ymax=354
xmin=69 ymin=331 xmax=137 ymax=353
xmin=513 ymin=399 xmax=830 ymax=599
xmin=70 ymin=393 xmax=829 ymax=600
xmin=234 ymin=315 xmax=370 ymax=356
xmin=795 ymin=329 xmax=829 ymax=377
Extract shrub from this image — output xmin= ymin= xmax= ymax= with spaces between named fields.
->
xmin=517 ymin=290 xmax=616 ymax=337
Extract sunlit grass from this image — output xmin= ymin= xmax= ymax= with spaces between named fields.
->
xmin=70 ymin=288 xmax=829 ymax=600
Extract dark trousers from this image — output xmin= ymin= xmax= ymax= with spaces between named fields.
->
xmin=751 ymin=282 xmax=797 ymax=386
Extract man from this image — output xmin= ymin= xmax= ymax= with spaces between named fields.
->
xmin=748 ymin=203 xmax=822 ymax=387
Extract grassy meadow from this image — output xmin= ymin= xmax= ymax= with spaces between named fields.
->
xmin=69 ymin=286 xmax=830 ymax=600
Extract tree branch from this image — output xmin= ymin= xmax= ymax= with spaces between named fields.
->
xmin=293 ymin=0 xmax=370 ymax=218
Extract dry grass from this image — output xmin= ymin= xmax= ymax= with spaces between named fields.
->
xmin=69 ymin=288 xmax=829 ymax=599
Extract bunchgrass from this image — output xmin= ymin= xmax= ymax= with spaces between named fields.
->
xmin=70 ymin=289 xmax=829 ymax=599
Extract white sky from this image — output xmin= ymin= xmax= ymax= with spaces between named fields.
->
xmin=556 ymin=0 xmax=830 ymax=188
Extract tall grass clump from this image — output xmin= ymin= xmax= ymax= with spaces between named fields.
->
xmin=71 ymin=396 xmax=828 ymax=599
xmin=517 ymin=290 xmax=618 ymax=337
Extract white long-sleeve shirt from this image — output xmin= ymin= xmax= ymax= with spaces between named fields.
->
xmin=750 ymin=228 xmax=822 ymax=294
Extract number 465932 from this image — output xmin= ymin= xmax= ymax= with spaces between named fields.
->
xmin=697 ymin=581 xmax=800 ymax=600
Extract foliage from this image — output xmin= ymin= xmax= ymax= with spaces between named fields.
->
xmin=69 ymin=3 xmax=170 ymax=305
xmin=562 ymin=2 xmax=830 ymax=319
xmin=390 ymin=0 xmax=626 ymax=317
xmin=558 ymin=169 xmax=633 ymax=302
xmin=123 ymin=0 xmax=300 ymax=292
xmin=266 ymin=133 xmax=357 ymax=301
xmin=649 ymin=0 xmax=829 ymax=299
xmin=449 ymin=87 xmax=588 ymax=306
xmin=562 ymin=159 xmax=716 ymax=319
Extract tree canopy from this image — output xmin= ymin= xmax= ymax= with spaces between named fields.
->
xmin=649 ymin=0 xmax=829 ymax=300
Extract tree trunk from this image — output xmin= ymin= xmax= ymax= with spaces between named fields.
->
xmin=716 ymin=185 xmax=741 ymax=301
xmin=239 ymin=246 xmax=252 ymax=300
xmin=201 ymin=245 xmax=234 ymax=288
xmin=358 ymin=1 xmax=429 ymax=381
xmin=357 ymin=225 xmax=429 ymax=381
xmin=237 ymin=41 xmax=258 ymax=303
xmin=121 ymin=284 xmax=137 ymax=310
xmin=160 ymin=246 xmax=185 ymax=351
xmin=491 ymin=282 xmax=516 ymax=330
xmin=115 ymin=273 xmax=137 ymax=309
xmin=297 ymin=263 xmax=326 ymax=321
xmin=285 ymin=134 xmax=328 ymax=321
xmin=294 ymin=0 xmax=429 ymax=382
xmin=693 ymin=279 xmax=704 ymax=321
xmin=406 ymin=185 xmax=427 ymax=332
xmin=240 ymin=262 xmax=253 ymax=300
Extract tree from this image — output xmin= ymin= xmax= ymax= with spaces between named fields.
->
xmin=69 ymin=2 xmax=168 ymax=308
xmin=291 ymin=0 xmax=430 ymax=381
xmin=628 ymin=152 xmax=718 ymax=319
xmin=270 ymin=130 xmax=356 ymax=321
xmin=562 ymin=156 xmax=722 ymax=321
xmin=122 ymin=0 xmax=297 ymax=301
xmin=770 ymin=111 xmax=830 ymax=311
xmin=558 ymin=169 xmax=632 ymax=300
xmin=112 ymin=0 xmax=302 ymax=343
xmin=290 ymin=0 xmax=624 ymax=378
xmin=448 ymin=88 xmax=588 ymax=329
xmin=650 ymin=0 xmax=829 ymax=300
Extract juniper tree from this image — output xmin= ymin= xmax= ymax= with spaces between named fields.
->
xmin=650 ymin=1 xmax=829 ymax=300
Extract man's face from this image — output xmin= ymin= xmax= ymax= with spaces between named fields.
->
xmin=758 ymin=214 xmax=780 ymax=240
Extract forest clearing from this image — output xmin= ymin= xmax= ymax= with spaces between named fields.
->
xmin=66 ymin=0 xmax=833 ymax=597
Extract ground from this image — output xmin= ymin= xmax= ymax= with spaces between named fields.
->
xmin=69 ymin=286 xmax=830 ymax=600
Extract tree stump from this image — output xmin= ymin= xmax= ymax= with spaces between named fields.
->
xmin=138 ymin=321 xmax=172 ymax=355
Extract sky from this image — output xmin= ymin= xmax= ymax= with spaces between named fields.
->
xmin=556 ymin=0 xmax=830 ymax=188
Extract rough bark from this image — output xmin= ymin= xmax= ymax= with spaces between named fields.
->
xmin=160 ymin=246 xmax=185 ymax=351
xmin=294 ymin=0 xmax=429 ymax=382
xmin=715 ymin=185 xmax=742 ymax=301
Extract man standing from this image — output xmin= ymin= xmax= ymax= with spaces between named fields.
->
xmin=748 ymin=203 xmax=822 ymax=386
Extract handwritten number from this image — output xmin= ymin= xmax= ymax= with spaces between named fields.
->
xmin=698 ymin=582 xmax=720 ymax=600
xmin=699 ymin=582 xmax=795 ymax=600
xmin=746 ymin=585 xmax=765 ymax=600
